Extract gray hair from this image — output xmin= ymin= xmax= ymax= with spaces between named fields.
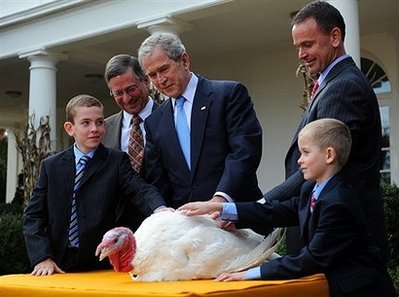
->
xmin=138 ymin=33 xmax=186 ymax=66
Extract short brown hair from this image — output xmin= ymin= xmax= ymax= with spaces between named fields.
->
xmin=65 ymin=94 xmax=103 ymax=123
xmin=299 ymin=118 xmax=352 ymax=167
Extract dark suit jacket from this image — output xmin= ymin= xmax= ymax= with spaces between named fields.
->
xmin=236 ymin=173 xmax=395 ymax=297
xmin=23 ymin=144 xmax=165 ymax=271
xmin=102 ymin=102 xmax=158 ymax=230
xmin=263 ymin=57 xmax=387 ymax=258
xmin=143 ymin=76 xmax=263 ymax=208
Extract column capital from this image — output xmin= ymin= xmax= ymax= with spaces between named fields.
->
xmin=137 ymin=16 xmax=193 ymax=35
xmin=18 ymin=48 xmax=68 ymax=63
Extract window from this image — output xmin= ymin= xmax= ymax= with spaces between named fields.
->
xmin=379 ymin=106 xmax=391 ymax=184
xmin=361 ymin=57 xmax=392 ymax=184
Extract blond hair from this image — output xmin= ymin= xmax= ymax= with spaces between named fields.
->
xmin=299 ymin=118 xmax=351 ymax=167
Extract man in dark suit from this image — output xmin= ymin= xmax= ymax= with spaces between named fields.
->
xmin=263 ymin=0 xmax=387 ymax=260
xmin=179 ymin=119 xmax=395 ymax=297
xmin=23 ymin=94 xmax=166 ymax=276
xmin=102 ymin=54 xmax=159 ymax=230
xmin=102 ymin=54 xmax=158 ymax=175
xmin=137 ymin=32 xmax=263 ymax=208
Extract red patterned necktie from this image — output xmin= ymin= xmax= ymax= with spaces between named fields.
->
xmin=309 ymin=80 xmax=319 ymax=103
xmin=128 ymin=116 xmax=144 ymax=172
xmin=309 ymin=192 xmax=317 ymax=212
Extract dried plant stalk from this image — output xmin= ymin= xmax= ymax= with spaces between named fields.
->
xmin=296 ymin=63 xmax=316 ymax=111
xmin=15 ymin=114 xmax=53 ymax=207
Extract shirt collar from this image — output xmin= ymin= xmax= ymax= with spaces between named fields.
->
xmin=73 ymin=143 xmax=95 ymax=165
xmin=122 ymin=97 xmax=154 ymax=128
xmin=173 ymin=72 xmax=198 ymax=105
xmin=312 ymin=175 xmax=334 ymax=199
xmin=318 ymin=54 xmax=350 ymax=85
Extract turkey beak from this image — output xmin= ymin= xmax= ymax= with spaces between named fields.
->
xmin=95 ymin=246 xmax=110 ymax=261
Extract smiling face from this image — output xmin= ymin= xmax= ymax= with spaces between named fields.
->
xmin=64 ymin=106 xmax=105 ymax=153
xmin=108 ymin=70 xmax=150 ymax=115
xmin=141 ymin=47 xmax=191 ymax=98
xmin=297 ymin=133 xmax=335 ymax=184
xmin=292 ymin=17 xmax=343 ymax=75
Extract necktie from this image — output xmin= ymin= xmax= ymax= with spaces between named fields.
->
xmin=128 ymin=115 xmax=144 ymax=172
xmin=308 ymin=80 xmax=319 ymax=103
xmin=309 ymin=191 xmax=317 ymax=213
xmin=68 ymin=155 xmax=90 ymax=247
xmin=175 ymin=97 xmax=191 ymax=169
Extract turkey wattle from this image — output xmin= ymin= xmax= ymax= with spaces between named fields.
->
xmin=96 ymin=211 xmax=281 ymax=281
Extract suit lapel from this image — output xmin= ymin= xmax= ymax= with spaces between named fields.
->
xmin=60 ymin=147 xmax=76 ymax=203
xmin=308 ymin=57 xmax=354 ymax=113
xmin=190 ymin=77 xmax=212 ymax=177
xmin=78 ymin=144 xmax=107 ymax=192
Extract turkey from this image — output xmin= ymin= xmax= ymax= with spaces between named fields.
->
xmin=95 ymin=210 xmax=281 ymax=281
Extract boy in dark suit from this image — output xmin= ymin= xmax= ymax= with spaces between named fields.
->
xmin=179 ymin=118 xmax=395 ymax=297
xmin=23 ymin=94 xmax=167 ymax=276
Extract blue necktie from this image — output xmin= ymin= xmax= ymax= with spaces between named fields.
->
xmin=68 ymin=155 xmax=90 ymax=247
xmin=175 ymin=97 xmax=191 ymax=169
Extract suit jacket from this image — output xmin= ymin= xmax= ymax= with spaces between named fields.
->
xmin=102 ymin=101 xmax=159 ymax=158
xmin=143 ymin=76 xmax=263 ymax=208
xmin=236 ymin=172 xmax=395 ymax=297
xmin=23 ymin=144 xmax=165 ymax=270
xmin=263 ymin=57 xmax=387 ymax=258
xmin=102 ymin=103 xmax=159 ymax=230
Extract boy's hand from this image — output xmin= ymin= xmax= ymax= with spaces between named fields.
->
xmin=31 ymin=258 xmax=65 ymax=276
xmin=215 ymin=271 xmax=246 ymax=281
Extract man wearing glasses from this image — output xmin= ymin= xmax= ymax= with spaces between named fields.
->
xmin=103 ymin=54 xmax=158 ymax=230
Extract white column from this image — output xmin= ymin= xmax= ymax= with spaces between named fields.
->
xmin=19 ymin=50 xmax=64 ymax=150
xmin=137 ymin=16 xmax=193 ymax=35
xmin=328 ymin=0 xmax=361 ymax=67
xmin=5 ymin=131 xmax=19 ymax=203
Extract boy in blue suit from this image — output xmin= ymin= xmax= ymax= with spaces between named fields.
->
xmin=179 ymin=118 xmax=395 ymax=297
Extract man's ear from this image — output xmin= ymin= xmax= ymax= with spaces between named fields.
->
xmin=330 ymin=27 xmax=342 ymax=48
xmin=326 ymin=147 xmax=336 ymax=164
xmin=64 ymin=121 xmax=74 ymax=137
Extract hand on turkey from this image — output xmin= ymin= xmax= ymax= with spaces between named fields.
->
xmin=178 ymin=201 xmax=222 ymax=216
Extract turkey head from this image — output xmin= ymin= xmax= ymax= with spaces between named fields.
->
xmin=95 ymin=226 xmax=136 ymax=272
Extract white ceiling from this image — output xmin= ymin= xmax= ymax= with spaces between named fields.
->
xmin=1 ymin=0 xmax=399 ymax=129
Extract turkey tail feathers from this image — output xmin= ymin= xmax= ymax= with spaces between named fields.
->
xmin=227 ymin=228 xmax=284 ymax=273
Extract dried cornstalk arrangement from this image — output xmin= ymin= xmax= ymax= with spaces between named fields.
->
xmin=15 ymin=114 xmax=53 ymax=207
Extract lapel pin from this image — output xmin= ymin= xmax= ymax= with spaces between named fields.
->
xmin=201 ymin=106 xmax=206 ymax=111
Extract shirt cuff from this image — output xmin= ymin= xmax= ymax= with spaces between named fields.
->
xmin=245 ymin=267 xmax=261 ymax=280
xmin=214 ymin=191 xmax=234 ymax=202
xmin=220 ymin=203 xmax=238 ymax=221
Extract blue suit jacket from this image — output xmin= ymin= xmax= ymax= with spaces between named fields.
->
xmin=23 ymin=144 xmax=165 ymax=270
xmin=263 ymin=57 xmax=387 ymax=258
xmin=236 ymin=172 xmax=395 ymax=297
xmin=143 ymin=76 xmax=263 ymax=208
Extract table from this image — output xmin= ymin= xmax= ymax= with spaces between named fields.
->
xmin=1 ymin=270 xmax=329 ymax=297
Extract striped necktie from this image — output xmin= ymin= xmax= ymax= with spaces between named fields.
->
xmin=68 ymin=155 xmax=90 ymax=247
xmin=175 ymin=96 xmax=191 ymax=169
xmin=128 ymin=115 xmax=144 ymax=172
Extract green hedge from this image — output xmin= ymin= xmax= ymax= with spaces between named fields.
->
xmin=0 ymin=210 xmax=30 ymax=275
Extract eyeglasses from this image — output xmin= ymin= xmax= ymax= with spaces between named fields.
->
xmin=110 ymin=84 xmax=140 ymax=99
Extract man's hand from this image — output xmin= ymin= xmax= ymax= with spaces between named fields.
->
xmin=31 ymin=258 xmax=65 ymax=276
xmin=178 ymin=201 xmax=222 ymax=216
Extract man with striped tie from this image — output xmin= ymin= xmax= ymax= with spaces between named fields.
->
xmin=23 ymin=94 xmax=167 ymax=276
